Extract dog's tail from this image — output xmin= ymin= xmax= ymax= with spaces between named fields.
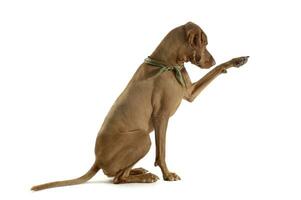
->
xmin=31 ymin=161 xmax=100 ymax=191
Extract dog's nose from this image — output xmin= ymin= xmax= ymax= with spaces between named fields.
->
xmin=212 ymin=59 xmax=216 ymax=66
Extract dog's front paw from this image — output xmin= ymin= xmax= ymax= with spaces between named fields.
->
xmin=163 ymin=172 xmax=181 ymax=181
xmin=230 ymin=56 xmax=249 ymax=68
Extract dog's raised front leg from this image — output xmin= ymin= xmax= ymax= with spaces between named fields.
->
xmin=153 ymin=114 xmax=181 ymax=181
xmin=183 ymin=56 xmax=249 ymax=102
xmin=182 ymin=66 xmax=223 ymax=102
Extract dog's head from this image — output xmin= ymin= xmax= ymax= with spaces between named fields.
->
xmin=181 ymin=22 xmax=215 ymax=69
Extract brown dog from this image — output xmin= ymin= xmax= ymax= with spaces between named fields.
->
xmin=31 ymin=22 xmax=248 ymax=191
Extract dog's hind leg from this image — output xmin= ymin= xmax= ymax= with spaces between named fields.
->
xmin=113 ymin=167 xmax=159 ymax=184
xmin=97 ymin=130 xmax=158 ymax=183
xmin=129 ymin=167 xmax=148 ymax=175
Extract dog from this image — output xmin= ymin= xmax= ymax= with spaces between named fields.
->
xmin=31 ymin=22 xmax=248 ymax=191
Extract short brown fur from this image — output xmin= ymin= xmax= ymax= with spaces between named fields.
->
xmin=31 ymin=22 xmax=248 ymax=191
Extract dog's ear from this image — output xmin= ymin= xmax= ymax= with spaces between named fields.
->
xmin=184 ymin=22 xmax=201 ymax=48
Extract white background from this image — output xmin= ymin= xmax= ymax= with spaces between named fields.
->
xmin=0 ymin=0 xmax=300 ymax=199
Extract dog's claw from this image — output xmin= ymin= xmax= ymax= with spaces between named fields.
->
xmin=231 ymin=56 xmax=249 ymax=68
xmin=238 ymin=56 xmax=249 ymax=67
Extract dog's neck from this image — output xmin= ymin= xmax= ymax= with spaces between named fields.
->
xmin=150 ymin=51 xmax=181 ymax=67
xmin=149 ymin=36 xmax=186 ymax=68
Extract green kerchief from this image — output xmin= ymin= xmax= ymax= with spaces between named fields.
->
xmin=144 ymin=57 xmax=186 ymax=87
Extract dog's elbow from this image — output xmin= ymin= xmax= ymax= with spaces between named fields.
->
xmin=184 ymin=96 xmax=194 ymax=103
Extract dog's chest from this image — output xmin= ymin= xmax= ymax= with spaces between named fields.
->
xmin=156 ymin=72 xmax=185 ymax=116
xmin=167 ymin=86 xmax=184 ymax=116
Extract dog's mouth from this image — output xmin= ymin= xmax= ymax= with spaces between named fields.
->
xmin=194 ymin=61 xmax=215 ymax=69
xmin=196 ymin=58 xmax=216 ymax=69
xmin=189 ymin=53 xmax=216 ymax=69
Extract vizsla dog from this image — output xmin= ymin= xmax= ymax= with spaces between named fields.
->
xmin=32 ymin=22 xmax=248 ymax=191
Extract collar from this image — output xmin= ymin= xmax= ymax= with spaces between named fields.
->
xmin=144 ymin=57 xmax=186 ymax=87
